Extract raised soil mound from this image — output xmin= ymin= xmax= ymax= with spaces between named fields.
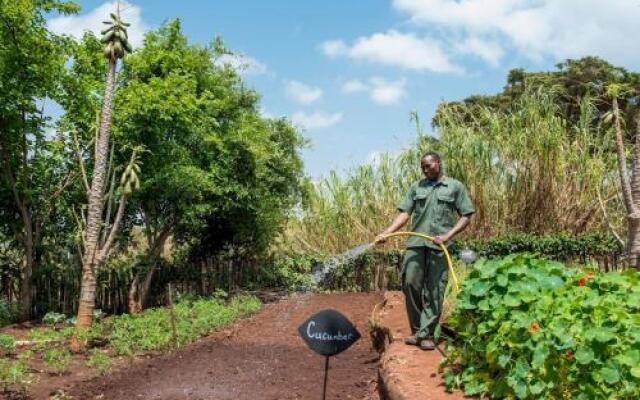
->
xmin=374 ymin=291 xmax=466 ymax=400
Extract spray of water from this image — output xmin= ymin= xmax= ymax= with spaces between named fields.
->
xmin=310 ymin=242 xmax=375 ymax=286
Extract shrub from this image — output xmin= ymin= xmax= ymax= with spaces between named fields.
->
xmin=0 ymin=334 xmax=15 ymax=352
xmin=43 ymin=348 xmax=72 ymax=375
xmin=442 ymin=253 xmax=640 ymax=399
xmin=42 ymin=312 xmax=66 ymax=325
xmin=86 ymin=349 xmax=112 ymax=375
xmin=0 ymin=357 xmax=35 ymax=393
xmin=0 ymin=299 xmax=17 ymax=327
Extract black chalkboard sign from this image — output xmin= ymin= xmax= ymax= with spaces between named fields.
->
xmin=298 ymin=309 xmax=361 ymax=356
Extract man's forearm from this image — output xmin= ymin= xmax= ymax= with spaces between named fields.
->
xmin=381 ymin=212 xmax=410 ymax=235
xmin=445 ymin=215 xmax=471 ymax=240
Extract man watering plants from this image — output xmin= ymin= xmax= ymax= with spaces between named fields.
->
xmin=375 ymin=151 xmax=474 ymax=351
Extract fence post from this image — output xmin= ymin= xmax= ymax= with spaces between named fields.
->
xmin=167 ymin=283 xmax=178 ymax=349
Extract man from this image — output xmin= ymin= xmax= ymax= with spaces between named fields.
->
xmin=375 ymin=151 xmax=474 ymax=351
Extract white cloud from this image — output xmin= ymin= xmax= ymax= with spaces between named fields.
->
xmin=291 ymin=111 xmax=342 ymax=130
xmin=48 ymin=1 xmax=149 ymax=48
xmin=285 ymin=80 xmax=323 ymax=105
xmin=392 ymin=0 xmax=640 ymax=67
xmin=342 ymin=80 xmax=368 ymax=94
xmin=321 ymin=40 xmax=348 ymax=57
xmin=322 ymin=30 xmax=462 ymax=73
xmin=214 ymin=53 xmax=267 ymax=75
xmin=342 ymin=77 xmax=407 ymax=105
xmin=370 ymin=77 xmax=406 ymax=105
xmin=456 ymin=37 xmax=504 ymax=66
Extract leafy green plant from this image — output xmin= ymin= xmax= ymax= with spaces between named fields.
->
xmin=27 ymin=326 xmax=74 ymax=351
xmin=43 ymin=348 xmax=73 ymax=375
xmin=0 ymin=334 xmax=15 ymax=352
xmin=86 ymin=349 xmax=112 ymax=375
xmin=0 ymin=357 xmax=36 ymax=393
xmin=0 ymin=299 xmax=17 ymax=327
xmin=459 ymin=232 xmax=622 ymax=261
xmin=43 ymin=312 xmax=67 ymax=325
xmin=442 ymin=253 xmax=640 ymax=399
xmin=109 ymin=295 xmax=261 ymax=356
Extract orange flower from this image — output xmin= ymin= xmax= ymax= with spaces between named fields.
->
xmin=529 ymin=322 xmax=540 ymax=334
xmin=586 ymin=271 xmax=594 ymax=278
xmin=578 ymin=277 xmax=587 ymax=286
xmin=565 ymin=350 xmax=574 ymax=360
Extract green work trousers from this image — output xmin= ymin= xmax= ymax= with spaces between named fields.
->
xmin=401 ymin=247 xmax=448 ymax=340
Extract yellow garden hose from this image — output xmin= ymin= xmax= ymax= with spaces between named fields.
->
xmin=378 ymin=231 xmax=460 ymax=294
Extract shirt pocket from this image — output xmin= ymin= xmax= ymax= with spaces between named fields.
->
xmin=436 ymin=192 xmax=456 ymax=225
xmin=412 ymin=190 xmax=428 ymax=212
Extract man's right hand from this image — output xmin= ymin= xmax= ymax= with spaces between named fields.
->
xmin=374 ymin=233 xmax=387 ymax=244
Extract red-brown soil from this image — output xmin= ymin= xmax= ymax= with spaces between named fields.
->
xmin=50 ymin=292 xmax=383 ymax=400
xmin=376 ymin=291 xmax=467 ymax=400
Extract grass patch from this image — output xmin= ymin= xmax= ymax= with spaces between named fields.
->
xmin=86 ymin=349 xmax=112 ymax=375
xmin=0 ymin=357 xmax=36 ymax=393
xmin=109 ymin=295 xmax=261 ymax=356
xmin=43 ymin=348 xmax=72 ymax=375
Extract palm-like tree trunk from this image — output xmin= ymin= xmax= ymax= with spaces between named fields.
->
xmin=76 ymin=58 xmax=117 ymax=327
xmin=611 ymin=96 xmax=640 ymax=269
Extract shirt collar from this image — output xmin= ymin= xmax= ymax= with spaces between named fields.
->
xmin=422 ymin=176 xmax=449 ymax=187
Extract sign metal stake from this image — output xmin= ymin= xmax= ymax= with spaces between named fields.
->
xmin=322 ymin=356 xmax=329 ymax=400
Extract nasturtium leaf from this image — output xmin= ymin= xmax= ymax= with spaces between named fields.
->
xmin=470 ymin=281 xmax=490 ymax=297
xmin=532 ymin=344 xmax=549 ymax=370
xmin=600 ymin=367 xmax=620 ymax=384
xmin=497 ymin=274 xmax=509 ymax=287
xmin=616 ymin=350 xmax=640 ymax=366
xmin=480 ymin=263 xmax=499 ymax=279
xmin=498 ymin=354 xmax=510 ymax=368
xmin=503 ymin=294 xmax=521 ymax=308
xmin=575 ymin=348 xmax=594 ymax=365
xmin=630 ymin=367 xmax=640 ymax=378
xmin=530 ymin=380 xmax=546 ymax=395
xmin=513 ymin=381 xmax=528 ymax=398
xmin=593 ymin=328 xmax=616 ymax=343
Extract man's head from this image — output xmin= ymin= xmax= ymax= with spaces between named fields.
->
xmin=421 ymin=151 xmax=441 ymax=180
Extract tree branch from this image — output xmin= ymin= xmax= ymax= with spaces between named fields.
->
xmin=97 ymin=193 xmax=128 ymax=265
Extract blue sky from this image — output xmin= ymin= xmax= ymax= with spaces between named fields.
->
xmin=48 ymin=0 xmax=640 ymax=178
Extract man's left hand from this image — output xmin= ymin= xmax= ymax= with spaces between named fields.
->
xmin=432 ymin=235 xmax=449 ymax=245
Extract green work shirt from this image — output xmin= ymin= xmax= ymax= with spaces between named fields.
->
xmin=397 ymin=176 xmax=475 ymax=249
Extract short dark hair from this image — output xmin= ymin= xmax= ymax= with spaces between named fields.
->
xmin=421 ymin=151 xmax=441 ymax=163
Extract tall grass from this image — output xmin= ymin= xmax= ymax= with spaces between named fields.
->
xmin=285 ymin=90 xmax=623 ymax=255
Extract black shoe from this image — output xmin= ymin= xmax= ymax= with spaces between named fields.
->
xmin=404 ymin=335 xmax=419 ymax=346
xmin=419 ymin=339 xmax=436 ymax=351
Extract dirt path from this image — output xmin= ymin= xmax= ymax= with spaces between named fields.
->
xmin=65 ymin=292 xmax=382 ymax=400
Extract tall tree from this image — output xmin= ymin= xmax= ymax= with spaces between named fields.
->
xmin=0 ymin=0 xmax=79 ymax=320
xmin=76 ymin=5 xmax=133 ymax=327
xmin=115 ymin=21 xmax=307 ymax=311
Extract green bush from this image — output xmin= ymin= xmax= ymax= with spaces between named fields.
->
xmin=0 ymin=299 xmax=17 ymax=327
xmin=86 ymin=349 xmax=112 ymax=375
xmin=254 ymin=255 xmax=318 ymax=290
xmin=460 ymin=232 xmax=621 ymax=260
xmin=42 ymin=312 xmax=66 ymax=325
xmin=44 ymin=348 xmax=72 ymax=375
xmin=0 ymin=334 xmax=15 ymax=351
xmin=0 ymin=357 xmax=35 ymax=393
xmin=442 ymin=253 xmax=640 ymax=399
